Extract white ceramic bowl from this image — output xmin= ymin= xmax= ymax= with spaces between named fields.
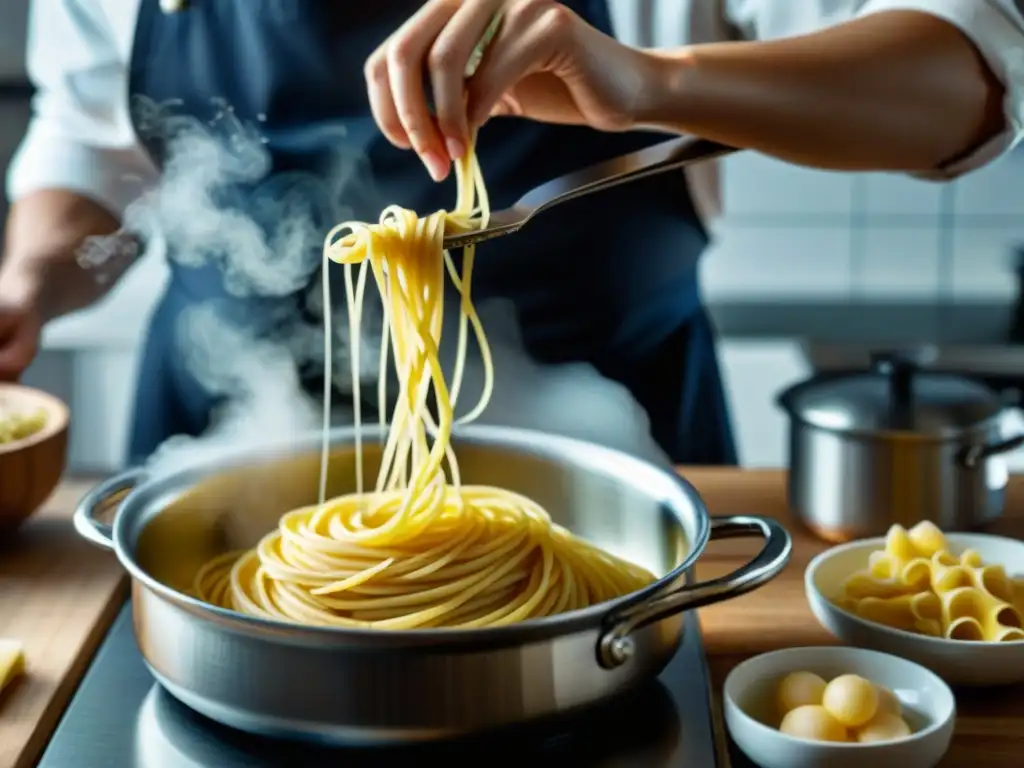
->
xmin=805 ymin=532 xmax=1024 ymax=686
xmin=724 ymin=646 xmax=955 ymax=768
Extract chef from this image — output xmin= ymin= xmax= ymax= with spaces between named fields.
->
xmin=0 ymin=0 xmax=1021 ymax=467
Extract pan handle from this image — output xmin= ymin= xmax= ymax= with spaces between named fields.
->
xmin=597 ymin=515 xmax=792 ymax=669
xmin=73 ymin=468 xmax=147 ymax=550
xmin=956 ymin=433 xmax=1024 ymax=469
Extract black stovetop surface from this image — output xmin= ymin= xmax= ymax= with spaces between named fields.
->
xmin=38 ymin=605 xmax=721 ymax=767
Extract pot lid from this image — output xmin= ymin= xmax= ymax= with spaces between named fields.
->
xmin=778 ymin=352 xmax=1004 ymax=436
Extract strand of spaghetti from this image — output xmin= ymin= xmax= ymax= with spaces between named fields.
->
xmin=442 ymin=251 xmax=493 ymax=425
xmin=345 ymin=256 xmax=370 ymax=495
xmin=446 ymin=152 xmax=481 ymax=409
xmin=318 ymin=229 xmax=334 ymax=506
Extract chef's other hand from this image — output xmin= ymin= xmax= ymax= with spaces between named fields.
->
xmin=0 ymin=295 xmax=41 ymax=382
xmin=366 ymin=0 xmax=656 ymax=181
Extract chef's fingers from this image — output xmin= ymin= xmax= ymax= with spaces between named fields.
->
xmin=0 ymin=316 xmax=34 ymax=382
xmin=365 ymin=48 xmax=410 ymax=151
xmin=365 ymin=1 xmax=452 ymax=168
xmin=428 ymin=0 xmax=505 ymax=161
xmin=0 ymin=346 xmax=30 ymax=381
xmin=466 ymin=1 xmax=570 ymax=130
xmin=385 ymin=0 xmax=461 ymax=181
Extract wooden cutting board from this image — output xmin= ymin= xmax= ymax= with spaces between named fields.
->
xmin=0 ymin=479 xmax=128 ymax=768
xmin=689 ymin=468 xmax=1024 ymax=768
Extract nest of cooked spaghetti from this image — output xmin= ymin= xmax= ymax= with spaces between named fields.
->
xmin=195 ymin=484 xmax=653 ymax=629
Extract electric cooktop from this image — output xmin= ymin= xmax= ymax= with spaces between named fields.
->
xmin=39 ymin=604 xmax=722 ymax=767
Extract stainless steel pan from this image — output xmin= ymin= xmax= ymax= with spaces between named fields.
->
xmin=75 ymin=426 xmax=790 ymax=744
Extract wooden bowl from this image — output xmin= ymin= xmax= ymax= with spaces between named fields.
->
xmin=0 ymin=383 xmax=70 ymax=532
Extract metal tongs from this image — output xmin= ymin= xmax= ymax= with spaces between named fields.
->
xmin=442 ymin=136 xmax=739 ymax=250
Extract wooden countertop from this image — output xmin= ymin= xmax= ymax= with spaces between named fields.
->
xmin=0 ymin=480 xmax=128 ymax=768
xmin=689 ymin=468 xmax=1024 ymax=768
xmin=2 ymin=471 xmax=1023 ymax=767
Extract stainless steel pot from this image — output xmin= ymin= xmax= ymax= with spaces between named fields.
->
xmin=777 ymin=352 xmax=1024 ymax=542
xmin=74 ymin=426 xmax=790 ymax=744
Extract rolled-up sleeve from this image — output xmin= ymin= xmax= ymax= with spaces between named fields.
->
xmin=855 ymin=0 xmax=1024 ymax=178
xmin=6 ymin=0 xmax=155 ymax=217
xmin=722 ymin=0 xmax=1024 ymax=177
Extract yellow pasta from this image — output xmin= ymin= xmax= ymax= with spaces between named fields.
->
xmin=0 ymin=406 xmax=47 ymax=445
xmin=849 ymin=592 xmax=942 ymax=636
xmin=842 ymin=571 xmax=915 ymax=601
xmin=884 ymin=524 xmax=917 ymax=562
xmin=0 ymin=638 xmax=25 ymax=695
xmin=961 ymin=550 xmax=1015 ymax=602
xmin=907 ymin=520 xmax=945 ymax=557
xmin=192 ymin=145 xmax=656 ymax=628
xmin=843 ymin=549 xmax=929 ymax=600
xmin=835 ymin=522 xmax=1024 ymax=642
xmin=929 ymin=550 xmax=972 ymax=593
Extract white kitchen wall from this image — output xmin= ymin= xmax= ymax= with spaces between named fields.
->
xmin=701 ymin=148 xmax=1024 ymax=301
xmin=717 ymin=340 xmax=810 ymax=467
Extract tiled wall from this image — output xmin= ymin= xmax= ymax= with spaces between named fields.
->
xmin=701 ymin=148 xmax=1024 ymax=302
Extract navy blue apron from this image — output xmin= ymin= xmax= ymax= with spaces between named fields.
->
xmin=126 ymin=0 xmax=737 ymax=466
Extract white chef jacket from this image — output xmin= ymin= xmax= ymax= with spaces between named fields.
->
xmin=7 ymin=0 xmax=1024 ymax=223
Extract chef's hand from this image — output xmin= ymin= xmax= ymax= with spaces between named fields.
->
xmin=0 ymin=192 xmax=135 ymax=382
xmin=0 ymin=293 xmax=41 ymax=382
xmin=366 ymin=0 xmax=658 ymax=181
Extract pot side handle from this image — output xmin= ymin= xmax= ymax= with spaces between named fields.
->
xmin=957 ymin=433 xmax=1024 ymax=469
xmin=597 ymin=515 xmax=792 ymax=669
xmin=73 ymin=469 xmax=147 ymax=550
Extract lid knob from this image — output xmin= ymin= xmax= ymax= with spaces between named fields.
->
xmin=871 ymin=352 xmax=916 ymax=429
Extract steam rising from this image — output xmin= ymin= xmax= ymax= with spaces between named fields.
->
xmin=76 ymin=96 xmax=670 ymax=480
xmin=130 ymin=97 xmax=316 ymax=298
xmin=147 ymin=303 xmax=321 ymax=473
xmin=80 ymin=96 xmax=383 ymax=476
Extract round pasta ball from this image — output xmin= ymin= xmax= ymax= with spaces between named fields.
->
xmin=779 ymin=705 xmax=848 ymax=742
xmin=874 ymin=685 xmax=901 ymax=717
xmin=856 ymin=712 xmax=911 ymax=743
xmin=822 ymin=674 xmax=878 ymax=727
xmin=776 ymin=671 xmax=827 ymax=715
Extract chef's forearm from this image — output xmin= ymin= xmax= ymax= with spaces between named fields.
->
xmin=637 ymin=10 xmax=1005 ymax=172
xmin=0 ymin=190 xmax=136 ymax=321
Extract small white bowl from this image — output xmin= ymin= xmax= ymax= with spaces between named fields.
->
xmin=805 ymin=532 xmax=1024 ymax=686
xmin=724 ymin=646 xmax=955 ymax=768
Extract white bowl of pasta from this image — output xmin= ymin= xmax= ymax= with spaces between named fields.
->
xmin=724 ymin=646 xmax=955 ymax=768
xmin=805 ymin=522 xmax=1024 ymax=685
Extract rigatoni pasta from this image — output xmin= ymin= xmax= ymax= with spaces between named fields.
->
xmin=834 ymin=522 xmax=1024 ymax=642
